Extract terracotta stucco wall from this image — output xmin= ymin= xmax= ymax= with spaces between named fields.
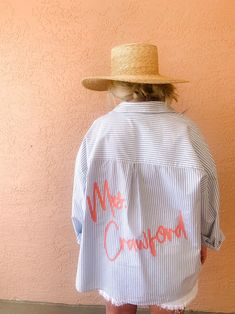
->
xmin=0 ymin=0 xmax=234 ymax=312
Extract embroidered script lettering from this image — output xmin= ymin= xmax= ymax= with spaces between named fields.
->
xmin=86 ymin=179 xmax=188 ymax=261
xmin=87 ymin=179 xmax=126 ymax=223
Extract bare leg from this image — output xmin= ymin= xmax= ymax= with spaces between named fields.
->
xmin=106 ymin=300 xmax=137 ymax=314
xmin=149 ymin=305 xmax=185 ymax=314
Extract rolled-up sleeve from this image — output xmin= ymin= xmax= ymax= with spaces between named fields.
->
xmin=189 ymin=123 xmax=225 ymax=251
xmin=200 ymin=166 xmax=225 ymax=250
xmin=71 ymin=138 xmax=87 ymax=245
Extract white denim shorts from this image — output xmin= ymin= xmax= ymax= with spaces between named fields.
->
xmin=99 ymin=280 xmax=198 ymax=312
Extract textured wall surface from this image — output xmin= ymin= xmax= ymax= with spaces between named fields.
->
xmin=0 ymin=0 xmax=234 ymax=312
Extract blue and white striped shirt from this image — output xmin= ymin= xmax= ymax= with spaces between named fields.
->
xmin=71 ymin=100 xmax=225 ymax=304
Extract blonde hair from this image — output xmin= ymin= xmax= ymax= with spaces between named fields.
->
xmin=108 ymin=81 xmax=179 ymax=105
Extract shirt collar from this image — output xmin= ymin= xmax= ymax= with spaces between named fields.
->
xmin=112 ymin=100 xmax=176 ymax=114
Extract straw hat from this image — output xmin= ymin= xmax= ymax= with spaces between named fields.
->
xmin=81 ymin=42 xmax=189 ymax=91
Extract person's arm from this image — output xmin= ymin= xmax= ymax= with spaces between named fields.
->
xmin=201 ymin=244 xmax=207 ymax=264
xmin=71 ymin=137 xmax=87 ymax=245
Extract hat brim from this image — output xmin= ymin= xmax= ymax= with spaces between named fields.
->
xmin=81 ymin=74 xmax=189 ymax=91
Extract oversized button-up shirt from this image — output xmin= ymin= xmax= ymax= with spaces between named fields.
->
xmin=71 ymin=100 xmax=225 ymax=304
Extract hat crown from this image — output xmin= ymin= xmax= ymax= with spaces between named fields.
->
xmin=111 ymin=42 xmax=159 ymax=76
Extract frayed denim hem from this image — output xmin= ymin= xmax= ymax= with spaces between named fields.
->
xmin=100 ymin=289 xmax=186 ymax=311
xmin=99 ymin=281 xmax=198 ymax=311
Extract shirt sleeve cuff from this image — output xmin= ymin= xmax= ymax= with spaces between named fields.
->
xmin=77 ymin=233 xmax=82 ymax=245
xmin=201 ymin=231 xmax=225 ymax=251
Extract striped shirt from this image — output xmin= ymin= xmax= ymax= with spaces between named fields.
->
xmin=71 ymin=100 xmax=225 ymax=305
